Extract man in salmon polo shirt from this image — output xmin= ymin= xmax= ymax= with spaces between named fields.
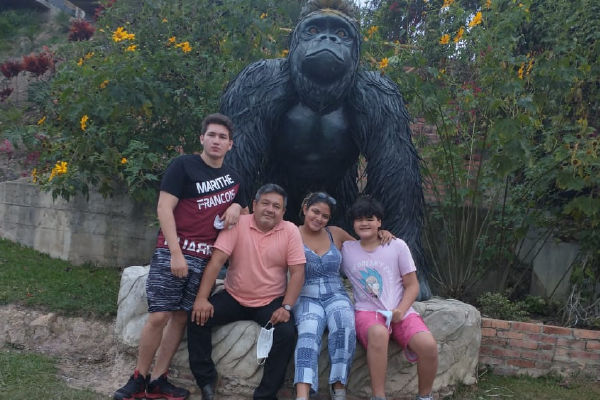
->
xmin=187 ymin=183 xmax=306 ymax=400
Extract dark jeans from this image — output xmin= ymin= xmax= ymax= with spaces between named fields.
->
xmin=187 ymin=290 xmax=296 ymax=400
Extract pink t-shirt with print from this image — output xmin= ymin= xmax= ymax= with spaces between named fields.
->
xmin=341 ymin=238 xmax=417 ymax=317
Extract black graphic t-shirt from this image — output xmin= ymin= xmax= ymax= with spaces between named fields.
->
xmin=156 ymin=154 xmax=247 ymax=259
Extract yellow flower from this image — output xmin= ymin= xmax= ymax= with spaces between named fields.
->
xmin=168 ymin=36 xmax=176 ymax=44
xmin=84 ymin=52 xmax=94 ymax=59
xmin=176 ymin=42 xmax=192 ymax=53
xmin=453 ymin=26 xmax=464 ymax=43
xmin=282 ymin=49 xmax=289 ymax=57
xmin=100 ymin=80 xmax=109 ymax=89
xmin=518 ymin=63 xmax=525 ymax=79
xmin=99 ymin=28 xmax=105 ymax=32
xmin=50 ymin=161 xmax=68 ymax=181
xmin=80 ymin=115 xmax=89 ymax=131
xmin=121 ymin=157 xmax=128 ymax=165
xmin=526 ymin=58 xmax=534 ymax=75
xmin=125 ymin=44 xmax=137 ymax=52
xmin=37 ymin=116 xmax=46 ymax=125
xmin=367 ymin=26 xmax=379 ymax=37
xmin=468 ymin=12 xmax=483 ymax=28
xmin=162 ymin=18 xmax=168 ymax=22
xmin=112 ymin=27 xmax=135 ymax=42
xmin=260 ymin=13 xmax=268 ymax=19
xmin=485 ymin=0 xmax=492 ymax=9
xmin=442 ymin=0 xmax=455 ymax=8
xmin=32 ymin=168 xmax=38 ymax=183
xmin=77 ymin=58 xmax=84 ymax=66
xmin=439 ymin=34 xmax=450 ymax=45
xmin=378 ymin=57 xmax=389 ymax=69
xmin=55 ymin=161 xmax=68 ymax=174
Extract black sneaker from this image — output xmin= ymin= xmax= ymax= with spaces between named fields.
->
xmin=114 ymin=370 xmax=147 ymax=400
xmin=200 ymin=373 xmax=219 ymax=400
xmin=146 ymin=373 xmax=190 ymax=400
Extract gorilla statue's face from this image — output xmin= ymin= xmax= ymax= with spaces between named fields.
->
xmin=294 ymin=12 xmax=358 ymax=84
xmin=288 ymin=11 xmax=360 ymax=111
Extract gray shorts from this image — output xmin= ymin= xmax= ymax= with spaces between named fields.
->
xmin=146 ymin=248 xmax=208 ymax=312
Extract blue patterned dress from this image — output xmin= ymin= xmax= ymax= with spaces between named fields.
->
xmin=293 ymin=228 xmax=356 ymax=393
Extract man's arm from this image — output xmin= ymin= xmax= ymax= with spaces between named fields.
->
xmin=191 ymin=248 xmax=230 ymax=326
xmin=392 ymin=271 xmax=420 ymax=323
xmin=157 ymin=191 xmax=187 ymax=278
xmin=270 ymin=263 xmax=305 ymax=324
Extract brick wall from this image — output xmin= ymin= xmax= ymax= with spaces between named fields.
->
xmin=479 ymin=318 xmax=600 ymax=377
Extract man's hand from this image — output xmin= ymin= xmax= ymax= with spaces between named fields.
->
xmin=191 ymin=297 xmax=214 ymax=326
xmin=220 ymin=203 xmax=242 ymax=229
xmin=270 ymin=307 xmax=290 ymax=325
xmin=391 ymin=308 xmax=405 ymax=323
xmin=170 ymin=252 xmax=188 ymax=278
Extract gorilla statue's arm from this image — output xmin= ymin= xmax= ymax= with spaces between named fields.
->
xmin=349 ymin=70 xmax=432 ymax=300
xmin=220 ymin=58 xmax=297 ymax=202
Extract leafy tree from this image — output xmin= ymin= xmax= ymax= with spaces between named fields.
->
xmin=361 ymin=0 xmax=599 ymax=318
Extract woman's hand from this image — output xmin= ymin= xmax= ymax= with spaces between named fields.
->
xmin=378 ymin=229 xmax=396 ymax=245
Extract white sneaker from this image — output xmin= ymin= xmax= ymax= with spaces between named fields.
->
xmin=329 ymin=385 xmax=346 ymax=400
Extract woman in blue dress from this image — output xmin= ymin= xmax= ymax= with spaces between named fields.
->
xmin=293 ymin=192 xmax=393 ymax=400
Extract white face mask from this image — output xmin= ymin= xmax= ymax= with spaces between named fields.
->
xmin=256 ymin=322 xmax=274 ymax=365
xmin=377 ymin=310 xmax=393 ymax=330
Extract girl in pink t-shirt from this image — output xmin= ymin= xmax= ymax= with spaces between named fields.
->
xmin=341 ymin=197 xmax=438 ymax=400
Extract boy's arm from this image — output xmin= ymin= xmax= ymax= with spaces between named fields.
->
xmin=392 ymin=271 xmax=420 ymax=323
xmin=157 ymin=191 xmax=187 ymax=278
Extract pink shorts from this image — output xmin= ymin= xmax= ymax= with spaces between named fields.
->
xmin=355 ymin=311 xmax=430 ymax=363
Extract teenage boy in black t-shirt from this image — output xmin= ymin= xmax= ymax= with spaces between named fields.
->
xmin=114 ymin=113 xmax=247 ymax=400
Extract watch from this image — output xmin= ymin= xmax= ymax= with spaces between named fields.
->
xmin=282 ymin=304 xmax=292 ymax=311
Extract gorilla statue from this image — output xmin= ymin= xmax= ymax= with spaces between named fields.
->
xmin=220 ymin=0 xmax=432 ymax=300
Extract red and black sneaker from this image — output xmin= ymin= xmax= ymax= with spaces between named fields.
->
xmin=146 ymin=372 xmax=190 ymax=400
xmin=114 ymin=370 xmax=147 ymax=400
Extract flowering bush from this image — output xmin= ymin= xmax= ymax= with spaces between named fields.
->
xmin=11 ymin=0 xmax=297 ymax=202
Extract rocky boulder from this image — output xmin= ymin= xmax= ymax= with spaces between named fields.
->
xmin=116 ymin=266 xmax=481 ymax=398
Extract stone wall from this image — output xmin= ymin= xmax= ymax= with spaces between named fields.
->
xmin=0 ymin=179 xmax=156 ymax=268
xmin=479 ymin=318 xmax=600 ymax=377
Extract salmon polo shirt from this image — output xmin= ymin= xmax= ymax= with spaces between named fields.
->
xmin=214 ymin=214 xmax=306 ymax=307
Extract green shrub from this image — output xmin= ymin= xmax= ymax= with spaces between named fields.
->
xmin=477 ymin=292 xmax=529 ymax=321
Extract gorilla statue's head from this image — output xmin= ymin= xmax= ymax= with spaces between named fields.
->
xmin=288 ymin=0 xmax=361 ymax=112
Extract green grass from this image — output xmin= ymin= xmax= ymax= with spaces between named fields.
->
xmin=0 ymin=349 xmax=99 ymax=400
xmin=448 ymin=372 xmax=600 ymax=400
xmin=0 ymin=238 xmax=121 ymax=318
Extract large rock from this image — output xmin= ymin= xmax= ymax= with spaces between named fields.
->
xmin=116 ymin=266 xmax=481 ymax=397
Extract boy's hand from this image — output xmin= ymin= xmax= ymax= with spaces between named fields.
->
xmin=170 ymin=252 xmax=188 ymax=278
xmin=392 ymin=308 xmax=405 ymax=323
xmin=220 ymin=203 xmax=242 ymax=229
